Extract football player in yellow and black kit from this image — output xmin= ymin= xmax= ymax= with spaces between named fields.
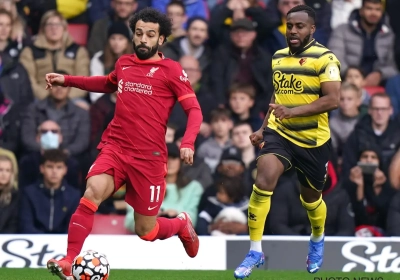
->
xmin=234 ymin=5 xmax=341 ymax=279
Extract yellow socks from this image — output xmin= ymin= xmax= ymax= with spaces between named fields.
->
xmin=248 ymin=184 xmax=273 ymax=251
xmin=300 ymin=194 xmax=327 ymax=241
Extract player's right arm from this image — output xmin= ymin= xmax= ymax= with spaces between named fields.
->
xmin=249 ymin=94 xmax=275 ymax=146
xmin=45 ymin=72 xmax=117 ymax=93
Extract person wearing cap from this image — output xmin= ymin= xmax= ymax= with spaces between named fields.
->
xmin=89 ymin=21 xmax=133 ymax=103
xmin=209 ymin=17 xmax=273 ymax=113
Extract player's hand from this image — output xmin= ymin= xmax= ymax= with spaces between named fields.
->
xmin=180 ymin=147 xmax=194 ymax=165
xmin=269 ymin=104 xmax=293 ymax=120
xmin=45 ymin=73 xmax=65 ymax=90
xmin=249 ymin=129 xmax=263 ymax=147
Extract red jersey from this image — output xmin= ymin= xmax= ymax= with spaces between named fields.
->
xmin=65 ymin=53 xmax=201 ymax=162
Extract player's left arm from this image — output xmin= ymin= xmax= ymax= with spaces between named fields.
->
xmin=168 ymin=63 xmax=203 ymax=165
xmin=283 ymin=54 xmax=341 ymax=118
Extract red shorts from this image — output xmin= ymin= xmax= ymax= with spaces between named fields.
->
xmin=86 ymin=145 xmax=167 ymax=216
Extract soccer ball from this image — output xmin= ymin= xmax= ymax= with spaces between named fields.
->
xmin=72 ymin=250 xmax=110 ymax=280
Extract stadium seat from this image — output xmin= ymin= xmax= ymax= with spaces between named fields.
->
xmin=67 ymin=24 xmax=89 ymax=46
xmin=364 ymin=86 xmax=385 ymax=96
xmin=91 ymin=214 xmax=131 ymax=235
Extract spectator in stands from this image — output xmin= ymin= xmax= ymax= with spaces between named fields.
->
xmin=0 ymin=85 xmax=24 ymax=155
xmin=343 ymin=66 xmax=370 ymax=108
xmin=331 ymin=0 xmax=362 ymax=29
xmin=162 ymin=16 xmax=210 ymax=73
xmin=0 ymin=152 xmax=18 ymax=233
xmin=0 ymin=9 xmax=23 ymax=62
xmin=90 ymin=92 xmax=117 ymax=149
xmin=328 ymin=0 xmax=398 ymax=86
xmin=228 ymin=83 xmax=262 ymax=133
xmin=90 ymin=22 xmax=132 ymax=103
xmin=341 ymin=93 xmax=400 ymax=179
xmin=197 ymin=108 xmax=233 ymax=173
xmin=169 ymin=55 xmax=215 ymax=136
xmin=0 ymin=51 xmax=33 ymax=107
xmin=330 ymin=82 xmax=363 ymax=158
xmin=165 ymin=1 xmax=188 ymax=41
xmin=231 ymin=122 xmax=255 ymax=168
xmin=198 ymin=146 xmax=250 ymax=212
xmin=125 ymin=143 xmax=203 ymax=232
xmin=87 ymin=0 xmax=137 ymax=57
xmin=19 ymin=10 xmax=90 ymax=100
xmin=269 ymin=162 xmax=355 ymax=236
xmin=344 ymin=145 xmax=396 ymax=236
xmin=0 ymin=0 xmax=27 ymax=45
xmin=19 ymin=149 xmax=80 ymax=234
xmin=18 ymin=120 xmax=79 ymax=189
xmin=210 ymin=18 xmax=273 ymax=113
xmin=21 ymin=76 xmax=90 ymax=157
xmin=197 ymin=176 xmax=249 ymax=236
xmin=385 ymin=75 xmax=400 ymax=117
xmin=153 ymin=0 xmax=208 ymax=23
xmin=208 ymin=0 xmax=278 ymax=49
xmin=171 ymin=125 xmax=213 ymax=189
xmin=264 ymin=0 xmax=331 ymax=49
xmin=386 ymin=0 xmax=400 ymax=70
xmin=166 ymin=122 xmax=178 ymax=143
xmin=386 ymin=190 xmax=400 ymax=236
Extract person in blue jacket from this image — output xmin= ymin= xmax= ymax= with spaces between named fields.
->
xmin=18 ymin=149 xmax=80 ymax=233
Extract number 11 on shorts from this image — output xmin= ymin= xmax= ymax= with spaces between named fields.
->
xmin=150 ymin=185 xmax=161 ymax=203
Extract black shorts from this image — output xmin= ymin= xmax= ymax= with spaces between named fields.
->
xmin=258 ymin=127 xmax=331 ymax=191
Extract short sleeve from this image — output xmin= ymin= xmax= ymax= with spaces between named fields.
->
xmin=317 ymin=52 xmax=341 ymax=83
xmin=167 ymin=62 xmax=196 ymax=102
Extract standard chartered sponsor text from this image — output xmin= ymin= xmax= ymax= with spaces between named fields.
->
xmin=124 ymin=82 xmax=153 ymax=95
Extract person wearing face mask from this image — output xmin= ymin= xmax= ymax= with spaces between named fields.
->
xmin=20 ymin=69 xmax=90 ymax=157
xmin=18 ymin=120 xmax=80 ymax=190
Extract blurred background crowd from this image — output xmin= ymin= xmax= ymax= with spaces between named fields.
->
xmin=1 ymin=0 xmax=400 ymax=238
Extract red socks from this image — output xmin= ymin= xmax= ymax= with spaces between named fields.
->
xmin=140 ymin=217 xmax=184 ymax=241
xmin=66 ymin=198 xmax=98 ymax=261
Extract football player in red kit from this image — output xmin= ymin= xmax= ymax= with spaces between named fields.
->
xmin=45 ymin=8 xmax=203 ymax=280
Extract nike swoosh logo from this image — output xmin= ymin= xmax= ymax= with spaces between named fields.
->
xmin=122 ymin=66 xmax=131 ymax=70
xmin=148 ymin=206 xmax=157 ymax=211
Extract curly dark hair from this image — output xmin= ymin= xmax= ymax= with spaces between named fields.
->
xmin=129 ymin=7 xmax=172 ymax=44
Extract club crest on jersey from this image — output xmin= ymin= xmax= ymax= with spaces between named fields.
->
xmin=299 ymin=58 xmax=307 ymax=66
xmin=146 ymin=67 xmax=159 ymax=77
xmin=180 ymin=70 xmax=189 ymax=82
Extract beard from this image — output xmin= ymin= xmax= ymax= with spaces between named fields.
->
xmin=133 ymin=42 xmax=159 ymax=60
xmin=287 ymin=33 xmax=312 ymax=53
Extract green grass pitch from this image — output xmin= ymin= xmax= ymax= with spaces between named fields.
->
xmin=0 ymin=269 xmax=396 ymax=280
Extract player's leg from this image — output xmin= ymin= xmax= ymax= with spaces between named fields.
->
xmin=126 ymin=158 xmax=199 ymax=258
xmin=234 ymin=129 xmax=292 ymax=279
xmin=47 ymin=148 xmax=125 ymax=280
xmin=294 ymin=141 xmax=331 ymax=273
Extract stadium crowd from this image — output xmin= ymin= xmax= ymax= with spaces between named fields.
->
xmin=1 ymin=0 xmax=400 ymax=238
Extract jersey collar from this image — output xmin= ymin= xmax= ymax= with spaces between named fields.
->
xmin=289 ymin=39 xmax=316 ymax=56
xmin=132 ymin=52 xmax=165 ymax=64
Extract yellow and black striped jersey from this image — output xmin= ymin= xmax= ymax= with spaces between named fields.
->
xmin=268 ymin=40 xmax=341 ymax=148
